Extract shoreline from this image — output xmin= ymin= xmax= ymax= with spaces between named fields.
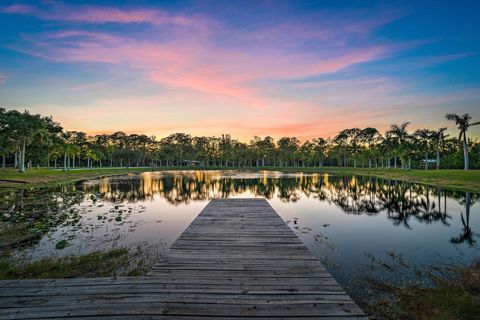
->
xmin=0 ymin=166 xmax=479 ymax=192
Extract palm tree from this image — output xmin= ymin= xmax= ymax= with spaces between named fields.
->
xmin=445 ymin=113 xmax=480 ymax=170
xmin=387 ymin=122 xmax=410 ymax=168
xmin=414 ymin=129 xmax=433 ymax=170
xmin=430 ymin=127 xmax=447 ymax=169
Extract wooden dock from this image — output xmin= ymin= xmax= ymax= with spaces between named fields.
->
xmin=0 ymin=198 xmax=367 ymax=319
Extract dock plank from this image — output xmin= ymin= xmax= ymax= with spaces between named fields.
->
xmin=0 ymin=198 xmax=367 ymax=319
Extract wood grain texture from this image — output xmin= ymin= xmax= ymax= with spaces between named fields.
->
xmin=0 ymin=198 xmax=367 ymax=319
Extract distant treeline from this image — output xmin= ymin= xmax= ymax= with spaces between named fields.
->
xmin=0 ymin=108 xmax=479 ymax=172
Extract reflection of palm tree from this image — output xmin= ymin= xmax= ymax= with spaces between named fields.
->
xmin=81 ymin=172 xmax=465 ymax=229
xmin=451 ymin=192 xmax=477 ymax=246
xmin=432 ymin=189 xmax=449 ymax=225
xmin=7 ymin=172 xmax=477 ymax=253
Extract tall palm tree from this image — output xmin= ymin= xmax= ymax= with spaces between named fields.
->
xmin=414 ymin=129 xmax=433 ymax=170
xmin=445 ymin=113 xmax=480 ymax=170
xmin=430 ymin=127 xmax=447 ymax=169
xmin=387 ymin=122 xmax=410 ymax=168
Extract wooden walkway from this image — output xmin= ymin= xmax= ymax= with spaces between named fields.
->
xmin=0 ymin=198 xmax=367 ymax=319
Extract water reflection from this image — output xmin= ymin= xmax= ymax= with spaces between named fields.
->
xmin=451 ymin=192 xmax=476 ymax=246
xmin=1 ymin=170 xmax=479 ymax=300
xmin=83 ymin=171 xmax=478 ymax=235
xmin=2 ymin=171 xmax=479 ymax=257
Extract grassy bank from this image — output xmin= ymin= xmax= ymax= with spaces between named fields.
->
xmin=0 ymin=166 xmax=479 ymax=192
xmin=0 ymin=167 xmax=152 ymax=188
xmin=313 ymin=167 xmax=480 ymax=192
xmin=368 ymin=261 xmax=480 ymax=320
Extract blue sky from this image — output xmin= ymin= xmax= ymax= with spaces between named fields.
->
xmin=0 ymin=0 xmax=479 ymax=139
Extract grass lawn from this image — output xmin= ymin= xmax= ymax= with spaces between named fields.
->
xmin=0 ymin=166 xmax=479 ymax=192
xmin=315 ymin=167 xmax=480 ymax=192
xmin=0 ymin=167 xmax=151 ymax=188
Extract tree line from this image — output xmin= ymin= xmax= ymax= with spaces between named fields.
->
xmin=0 ymin=107 xmax=479 ymax=172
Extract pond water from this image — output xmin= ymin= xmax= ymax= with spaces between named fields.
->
xmin=1 ymin=170 xmax=479 ymax=299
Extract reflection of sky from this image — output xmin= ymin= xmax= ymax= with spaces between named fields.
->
xmin=17 ymin=171 xmax=480 ymax=296
xmin=26 ymin=195 xmax=207 ymax=260
xmin=1 ymin=1 xmax=480 ymax=139
xmin=270 ymin=196 xmax=480 ymax=289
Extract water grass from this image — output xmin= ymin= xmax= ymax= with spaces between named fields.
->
xmin=0 ymin=245 xmax=155 ymax=279
xmin=368 ymin=262 xmax=480 ymax=320
xmin=364 ymin=253 xmax=480 ymax=320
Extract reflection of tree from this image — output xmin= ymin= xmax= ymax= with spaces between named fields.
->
xmin=75 ymin=172 xmax=477 ymax=232
xmin=5 ymin=172 xmax=478 ymax=251
xmin=451 ymin=192 xmax=478 ymax=246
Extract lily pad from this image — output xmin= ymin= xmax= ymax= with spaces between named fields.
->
xmin=55 ymin=240 xmax=68 ymax=250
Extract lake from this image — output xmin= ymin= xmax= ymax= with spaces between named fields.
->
xmin=1 ymin=170 xmax=479 ymax=300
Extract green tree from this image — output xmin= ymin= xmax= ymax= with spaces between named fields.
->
xmin=312 ymin=138 xmax=328 ymax=167
xmin=445 ymin=113 xmax=479 ymax=170
xmin=358 ymin=127 xmax=382 ymax=168
xmin=276 ymin=137 xmax=299 ymax=167
xmin=334 ymin=128 xmax=362 ymax=167
xmin=386 ymin=122 xmax=410 ymax=168
xmin=414 ymin=129 xmax=434 ymax=170
xmin=430 ymin=127 xmax=448 ymax=169
xmin=3 ymin=110 xmax=50 ymax=172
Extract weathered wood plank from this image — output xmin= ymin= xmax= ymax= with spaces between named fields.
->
xmin=1 ymin=302 xmax=365 ymax=318
xmin=0 ymin=198 xmax=366 ymax=319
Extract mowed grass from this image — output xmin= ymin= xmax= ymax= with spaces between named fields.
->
xmin=0 ymin=166 xmax=479 ymax=192
xmin=0 ymin=167 xmax=150 ymax=188
xmin=318 ymin=167 xmax=480 ymax=192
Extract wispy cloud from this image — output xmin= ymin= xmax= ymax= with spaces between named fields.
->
xmin=66 ymin=80 xmax=109 ymax=92
xmin=0 ymin=72 xmax=7 ymax=85
xmin=4 ymin=1 xmax=475 ymax=139
xmin=1 ymin=2 xmax=209 ymax=29
xmin=400 ymin=52 xmax=478 ymax=68
xmin=8 ymin=17 xmax=393 ymax=108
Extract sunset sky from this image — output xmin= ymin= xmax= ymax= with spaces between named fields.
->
xmin=0 ymin=0 xmax=479 ymax=140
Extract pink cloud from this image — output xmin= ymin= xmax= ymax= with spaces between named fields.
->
xmin=7 ymin=3 xmax=454 ymax=139
xmin=1 ymin=3 xmax=209 ymax=29
xmin=29 ymin=83 xmax=480 ymax=142
xmin=2 ymin=4 xmax=34 ymax=14
xmin=0 ymin=73 xmax=7 ymax=85
xmin=12 ymin=28 xmax=391 ymax=111
xmin=4 ymin=1 xmax=398 ymax=104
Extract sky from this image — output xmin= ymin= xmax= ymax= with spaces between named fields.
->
xmin=0 ymin=0 xmax=479 ymax=141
